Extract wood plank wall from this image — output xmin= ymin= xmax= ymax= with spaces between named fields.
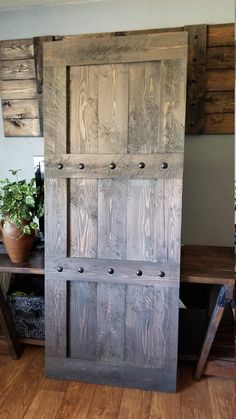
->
xmin=0 ymin=24 xmax=234 ymax=137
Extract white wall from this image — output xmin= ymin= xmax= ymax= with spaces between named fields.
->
xmin=0 ymin=0 xmax=234 ymax=245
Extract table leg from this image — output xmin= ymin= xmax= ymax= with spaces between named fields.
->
xmin=0 ymin=283 xmax=22 ymax=359
xmin=194 ymin=285 xmax=226 ymax=380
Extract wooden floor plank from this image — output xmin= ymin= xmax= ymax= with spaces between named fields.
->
xmin=23 ymin=390 xmax=64 ymax=419
xmin=57 ymin=382 xmax=96 ymax=419
xmin=118 ymin=388 xmax=152 ymax=419
xmin=87 ymin=385 xmax=123 ymax=418
xmin=208 ymin=376 xmax=235 ymax=419
xmin=0 ymin=347 xmax=234 ymax=418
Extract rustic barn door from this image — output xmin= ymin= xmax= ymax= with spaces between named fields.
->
xmin=44 ymin=32 xmax=188 ymax=392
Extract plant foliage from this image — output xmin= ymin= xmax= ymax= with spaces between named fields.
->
xmin=0 ymin=170 xmax=44 ymax=235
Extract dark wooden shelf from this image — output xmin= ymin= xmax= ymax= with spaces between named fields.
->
xmin=0 ymin=244 xmax=44 ymax=275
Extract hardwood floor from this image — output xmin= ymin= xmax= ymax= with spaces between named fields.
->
xmin=0 ymin=346 xmax=234 ymax=419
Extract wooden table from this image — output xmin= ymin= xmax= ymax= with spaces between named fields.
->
xmin=0 ymin=245 xmax=234 ymax=379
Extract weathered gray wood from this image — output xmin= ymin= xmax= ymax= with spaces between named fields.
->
xmin=0 ymin=59 xmax=35 ymax=80
xmin=128 ymin=62 xmax=161 ymax=153
xmin=98 ymin=179 xmax=127 ymax=259
xmin=45 ymin=279 xmax=67 ymax=358
xmin=165 ymin=179 xmax=182 ymax=264
xmin=127 ymin=179 xmax=167 ymax=262
xmin=159 ymin=59 xmax=187 ymax=152
xmin=69 ymin=179 xmax=98 ymax=258
xmin=45 ymin=178 xmax=67 ymax=258
xmin=125 ymin=285 xmax=173 ymax=367
xmin=69 ymin=281 xmax=97 ymax=359
xmin=0 ymin=79 xmax=37 ymax=100
xmin=44 ymin=66 xmax=67 ymax=154
xmin=0 ymin=38 xmax=34 ymax=60
xmin=97 ymin=283 xmax=125 ymax=361
xmin=2 ymin=99 xmax=39 ymax=119
xmin=44 ymin=32 xmax=188 ymax=67
xmin=45 ymin=153 xmax=183 ymax=179
xmin=3 ymin=118 xmax=41 ymax=137
xmin=46 ymin=356 xmax=177 ymax=392
xmin=69 ymin=66 xmax=98 ymax=153
xmin=98 ymin=64 xmax=129 ymax=153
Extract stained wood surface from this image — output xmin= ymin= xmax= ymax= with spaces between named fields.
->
xmin=206 ymin=69 xmax=234 ymax=92
xmin=2 ymin=98 xmax=39 ymax=119
xmin=204 ymin=91 xmax=234 ymax=114
xmin=43 ymin=32 xmax=188 ymax=67
xmin=0 ymin=79 xmax=37 ymax=100
xmin=206 ymin=46 xmax=234 ymax=69
xmin=0 ymin=347 xmax=234 ymax=419
xmin=45 ymin=153 xmax=184 ymax=179
xmin=204 ymin=113 xmax=234 ymax=135
xmin=207 ymin=24 xmax=234 ymax=47
xmin=4 ymin=118 xmax=41 ymax=137
xmin=0 ymin=38 xmax=34 ymax=60
xmin=44 ymin=32 xmax=187 ymax=392
xmin=184 ymin=25 xmax=207 ymax=134
xmin=0 ymin=59 xmax=35 ymax=80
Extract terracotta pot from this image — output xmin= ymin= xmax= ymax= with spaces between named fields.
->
xmin=1 ymin=221 xmax=34 ymax=263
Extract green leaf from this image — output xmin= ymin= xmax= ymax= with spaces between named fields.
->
xmin=25 ymin=196 xmax=35 ymax=206
xmin=23 ymin=225 xmax=31 ymax=235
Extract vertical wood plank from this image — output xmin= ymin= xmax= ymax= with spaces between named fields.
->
xmin=69 ymin=66 xmax=98 ymax=153
xmin=127 ymin=179 xmax=167 ymax=262
xmin=45 ymin=178 xmax=67 ymax=258
xmin=45 ymin=280 xmax=67 ymax=358
xmin=184 ymin=25 xmax=207 ymax=134
xmin=98 ymin=179 xmax=127 ymax=260
xmin=159 ymin=59 xmax=187 ymax=152
xmin=44 ymin=66 xmax=67 ymax=154
xmin=128 ymin=62 xmax=161 ymax=153
xmin=69 ymin=282 xmax=97 ymax=360
xmin=125 ymin=285 xmax=171 ymax=367
xmin=98 ymin=64 xmax=129 ymax=153
xmin=97 ymin=283 xmax=125 ymax=361
xmin=69 ymin=179 xmax=98 ymax=258
xmin=165 ymin=179 xmax=182 ymax=264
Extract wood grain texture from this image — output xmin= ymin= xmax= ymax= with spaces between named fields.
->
xmin=45 ymin=178 xmax=67 ymax=258
xmin=98 ymin=64 xmax=129 ymax=153
xmin=44 ymin=32 xmax=188 ymax=67
xmin=97 ymin=283 xmax=125 ymax=362
xmin=0 ymin=59 xmax=35 ymax=80
xmin=150 ymin=392 xmax=180 ymax=419
xmin=69 ymin=66 xmax=98 ymax=153
xmin=184 ymin=25 xmax=207 ymax=134
xmin=56 ymin=382 xmax=96 ymax=419
xmin=87 ymin=385 xmax=123 ymax=419
xmin=128 ymin=62 xmax=161 ymax=153
xmin=2 ymin=99 xmax=39 ymax=119
xmin=98 ymin=179 xmax=127 ymax=259
xmin=159 ymin=59 xmax=187 ymax=152
xmin=206 ymin=46 xmax=234 ymax=69
xmin=125 ymin=285 xmax=178 ymax=370
xmin=165 ymin=179 xmax=182 ymax=264
xmin=118 ymin=388 xmax=152 ymax=419
xmin=207 ymin=24 xmax=234 ymax=47
xmin=3 ymin=118 xmax=41 ymax=137
xmin=204 ymin=113 xmax=234 ymax=134
xmin=45 ymin=153 xmax=184 ymax=179
xmin=69 ymin=281 xmax=97 ymax=359
xmin=204 ymin=91 xmax=234 ymax=114
xmin=0 ymin=79 xmax=37 ymax=100
xmin=206 ymin=69 xmax=234 ymax=92
xmin=45 ymin=279 xmax=67 ymax=359
xmin=44 ymin=66 xmax=67 ymax=154
xmin=24 ymin=390 xmax=64 ymax=419
xmin=0 ymin=38 xmax=34 ymax=60
xmin=127 ymin=179 xmax=166 ymax=262
xmin=69 ymin=179 xmax=97 ymax=258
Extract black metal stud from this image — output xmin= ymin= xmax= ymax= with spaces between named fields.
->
xmin=108 ymin=268 xmax=114 ymax=274
xmin=158 ymin=271 xmax=165 ymax=277
xmin=57 ymin=265 xmax=63 ymax=272
xmin=57 ymin=163 xmax=63 ymax=170
xmin=138 ymin=162 xmax=145 ymax=169
xmin=78 ymin=163 xmax=85 ymax=170
xmin=109 ymin=162 xmax=116 ymax=170
xmin=136 ymin=270 xmax=143 ymax=276
xmin=78 ymin=267 xmax=84 ymax=273
xmin=161 ymin=162 xmax=168 ymax=169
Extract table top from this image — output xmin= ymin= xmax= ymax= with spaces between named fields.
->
xmin=0 ymin=244 xmax=234 ymax=286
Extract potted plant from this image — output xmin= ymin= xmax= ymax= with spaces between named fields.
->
xmin=0 ymin=169 xmax=44 ymax=263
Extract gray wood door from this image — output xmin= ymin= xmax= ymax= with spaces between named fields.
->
xmin=44 ymin=32 xmax=188 ymax=392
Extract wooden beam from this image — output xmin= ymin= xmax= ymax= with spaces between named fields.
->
xmin=184 ymin=25 xmax=207 ymax=134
